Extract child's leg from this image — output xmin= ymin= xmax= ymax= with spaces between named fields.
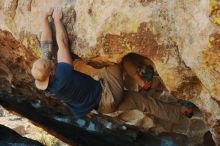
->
xmin=122 ymin=56 xmax=145 ymax=87
xmin=117 ymin=91 xmax=185 ymax=123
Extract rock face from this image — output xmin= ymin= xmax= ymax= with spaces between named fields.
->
xmin=0 ymin=124 xmax=44 ymax=146
xmin=0 ymin=0 xmax=219 ymax=145
xmin=0 ymin=106 xmax=68 ymax=146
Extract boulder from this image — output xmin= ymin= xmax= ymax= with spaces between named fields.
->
xmin=0 ymin=0 xmax=219 ymax=145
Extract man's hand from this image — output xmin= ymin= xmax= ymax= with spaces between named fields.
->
xmin=52 ymin=7 xmax=63 ymax=21
xmin=46 ymin=8 xmax=54 ymax=17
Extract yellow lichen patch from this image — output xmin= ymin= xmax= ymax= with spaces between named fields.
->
xmin=205 ymin=33 xmax=220 ymax=67
xmin=201 ymin=33 xmax=220 ymax=98
xmin=129 ymin=21 xmax=139 ymax=32
xmin=20 ymin=35 xmax=40 ymax=57
xmin=124 ymin=43 xmax=136 ymax=52
xmin=5 ymin=18 xmax=17 ymax=33
xmin=102 ymin=14 xmax=122 ymax=33
xmin=210 ymin=0 xmax=220 ymax=25
xmin=32 ymin=48 xmax=41 ymax=57
xmin=26 ymin=36 xmax=41 ymax=57
xmin=103 ymin=23 xmax=112 ymax=32
xmin=208 ymin=36 xmax=214 ymax=51
xmin=213 ymin=17 xmax=220 ymax=24
xmin=102 ymin=13 xmax=140 ymax=34
xmin=208 ymin=42 xmax=213 ymax=49
xmin=115 ymin=13 xmax=126 ymax=22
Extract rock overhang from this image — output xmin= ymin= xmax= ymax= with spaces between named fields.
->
xmin=0 ymin=0 xmax=220 ymax=145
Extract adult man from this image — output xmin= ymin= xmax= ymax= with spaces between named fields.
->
xmin=31 ymin=8 xmax=191 ymax=123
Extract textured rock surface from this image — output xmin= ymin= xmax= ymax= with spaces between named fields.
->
xmin=0 ymin=106 xmax=68 ymax=146
xmin=0 ymin=124 xmax=44 ymax=146
xmin=0 ymin=0 xmax=219 ymax=145
xmin=1 ymin=0 xmax=219 ymax=100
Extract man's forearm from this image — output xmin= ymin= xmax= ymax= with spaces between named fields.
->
xmin=54 ymin=20 xmax=69 ymax=50
xmin=53 ymin=8 xmax=72 ymax=64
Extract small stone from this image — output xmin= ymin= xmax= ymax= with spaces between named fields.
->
xmin=52 ymin=115 xmax=71 ymax=124
xmin=105 ymin=122 xmax=112 ymax=129
xmin=86 ymin=121 xmax=96 ymax=132
xmin=121 ymin=125 xmax=127 ymax=130
xmin=76 ymin=119 xmax=86 ymax=127
xmin=31 ymin=100 xmax=41 ymax=109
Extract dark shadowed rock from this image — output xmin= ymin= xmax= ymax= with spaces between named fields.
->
xmin=0 ymin=124 xmax=44 ymax=146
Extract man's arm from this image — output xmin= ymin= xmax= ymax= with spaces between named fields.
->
xmin=53 ymin=8 xmax=72 ymax=65
xmin=40 ymin=9 xmax=54 ymax=60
